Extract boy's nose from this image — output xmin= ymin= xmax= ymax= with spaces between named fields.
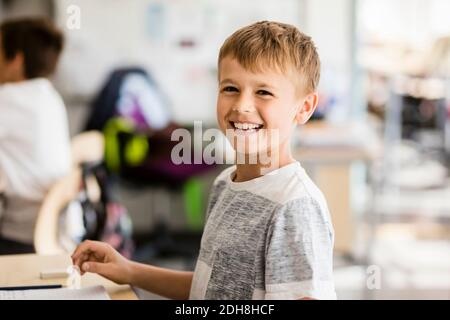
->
xmin=233 ymin=95 xmax=254 ymax=113
xmin=232 ymin=106 xmax=252 ymax=113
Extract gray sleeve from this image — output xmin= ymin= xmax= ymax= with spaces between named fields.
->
xmin=264 ymin=197 xmax=336 ymax=299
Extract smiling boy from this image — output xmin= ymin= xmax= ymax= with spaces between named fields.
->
xmin=72 ymin=21 xmax=336 ymax=300
xmin=190 ymin=21 xmax=336 ymax=299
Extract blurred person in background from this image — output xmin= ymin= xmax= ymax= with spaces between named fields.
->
xmin=0 ymin=17 xmax=71 ymax=254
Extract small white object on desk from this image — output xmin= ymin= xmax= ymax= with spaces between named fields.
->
xmin=66 ymin=265 xmax=81 ymax=289
xmin=40 ymin=268 xmax=70 ymax=279
xmin=40 ymin=265 xmax=81 ymax=290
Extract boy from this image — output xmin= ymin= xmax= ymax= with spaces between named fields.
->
xmin=0 ymin=18 xmax=71 ymax=254
xmin=72 ymin=21 xmax=336 ymax=300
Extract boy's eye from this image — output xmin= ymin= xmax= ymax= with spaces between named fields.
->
xmin=256 ymin=90 xmax=272 ymax=96
xmin=222 ymin=86 xmax=238 ymax=93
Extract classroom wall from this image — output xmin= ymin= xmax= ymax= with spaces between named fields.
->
xmin=52 ymin=0 xmax=307 ymax=126
xmin=0 ymin=0 xmax=357 ymax=125
xmin=303 ymin=0 xmax=354 ymax=121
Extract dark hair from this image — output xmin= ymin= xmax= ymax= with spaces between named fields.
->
xmin=0 ymin=17 xmax=64 ymax=79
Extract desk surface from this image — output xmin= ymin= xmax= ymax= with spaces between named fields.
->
xmin=0 ymin=254 xmax=138 ymax=300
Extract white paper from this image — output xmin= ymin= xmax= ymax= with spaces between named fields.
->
xmin=0 ymin=285 xmax=110 ymax=300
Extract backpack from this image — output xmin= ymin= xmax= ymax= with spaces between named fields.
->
xmin=85 ymin=67 xmax=171 ymax=132
xmin=84 ymin=67 xmax=216 ymax=186
xmin=62 ymin=162 xmax=134 ymax=258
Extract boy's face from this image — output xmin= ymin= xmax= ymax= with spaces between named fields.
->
xmin=217 ymin=56 xmax=317 ymax=157
xmin=0 ymin=34 xmax=24 ymax=84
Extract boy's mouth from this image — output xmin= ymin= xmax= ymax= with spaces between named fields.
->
xmin=229 ymin=121 xmax=264 ymax=136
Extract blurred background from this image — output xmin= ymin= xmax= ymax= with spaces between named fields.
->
xmin=1 ymin=0 xmax=449 ymax=299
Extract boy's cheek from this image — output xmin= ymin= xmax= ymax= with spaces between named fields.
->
xmin=216 ymin=115 xmax=227 ymax=133
xmin=216 ymin=108 xmax=229 ymax=131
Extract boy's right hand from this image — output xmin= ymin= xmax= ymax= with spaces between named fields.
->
xmin=71 ymin=240 xmax=133 ymax=285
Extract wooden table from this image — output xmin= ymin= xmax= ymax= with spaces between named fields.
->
xmin=0 ymin=254 xmax=138 ymax=300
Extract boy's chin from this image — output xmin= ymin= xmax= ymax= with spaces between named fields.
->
xmin=233 ymin=145 xmax=274 ymax=163
xmin=231 ymin=141 xmax=267 ymax=154
xmin=234 ymin=148 xmax=260 ymax=156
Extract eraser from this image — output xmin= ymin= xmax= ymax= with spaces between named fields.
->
xmin=40 ymin=268 xmax=69 ymax=279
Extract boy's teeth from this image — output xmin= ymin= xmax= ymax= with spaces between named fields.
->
xmin=234 ymin=122 xmax=260 ymax=130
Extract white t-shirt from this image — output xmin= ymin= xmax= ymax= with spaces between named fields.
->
xmin=0 ymin=78 xmax=71 ymax=244
xmin=190 ymin=162 xmax=337 ymax=300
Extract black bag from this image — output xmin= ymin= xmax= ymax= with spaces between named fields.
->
xmin=79 ymin=162 xmax=134 ymax=258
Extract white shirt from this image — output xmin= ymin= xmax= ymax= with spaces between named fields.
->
xmin=0 ymin=78 xmax=71 ymax=244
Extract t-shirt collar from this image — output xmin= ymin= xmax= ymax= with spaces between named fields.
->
xmin=226 ymin=161 xmax=303 ymax=191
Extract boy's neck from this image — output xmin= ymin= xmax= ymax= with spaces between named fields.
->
xmin=0 ymin=74 xmax=26 ymax=85
xmin=233 ymin=144 xmax=296 ymax=182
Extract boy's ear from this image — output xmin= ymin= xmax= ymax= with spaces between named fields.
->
xmin=5 ymin=52 xmax=26 ymax=82
xmin=11 ymin=52 xmax=25 ymax=73
xmin=295 ymin=92 xmax=318 ymax=125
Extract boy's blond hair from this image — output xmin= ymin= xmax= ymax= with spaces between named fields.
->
xmin=218 ymin=21 xmax=320 ymax=94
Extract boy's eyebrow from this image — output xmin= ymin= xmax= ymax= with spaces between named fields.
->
xmin=219 ymin=79 xmax=277 ymax=90
xmin=255 ymin=82 xmax=277 ymax=90
xmin=219 ymin=78 xmax=236 ymax=85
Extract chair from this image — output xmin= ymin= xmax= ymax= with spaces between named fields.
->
xmin=0 ymin=169 xmax=6 ymax=193
xmin=34 ymin=131 xmax=104 ymax=255
xmin=0 ymin=169 xmax=6 ymax=223
xmin=71 ymin=130 xmax=105 ymax=167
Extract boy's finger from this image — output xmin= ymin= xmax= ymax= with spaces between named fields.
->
xmin=72 ymin=240 xmax=101 ymax=261
xmin=75 ymin=252 xmax=93 ymax=271
xmin=71 ymin=240 xmax=92 ymax=260
xmin=72 ymin=241 xmax=100 ymax=266
xmin=81 ymin=261 xmax=111 ymax=278
xmin=72 ymin=249 xmax=88 ymax=267
xmin=72 ymin=252 xmax=85 ymax=270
